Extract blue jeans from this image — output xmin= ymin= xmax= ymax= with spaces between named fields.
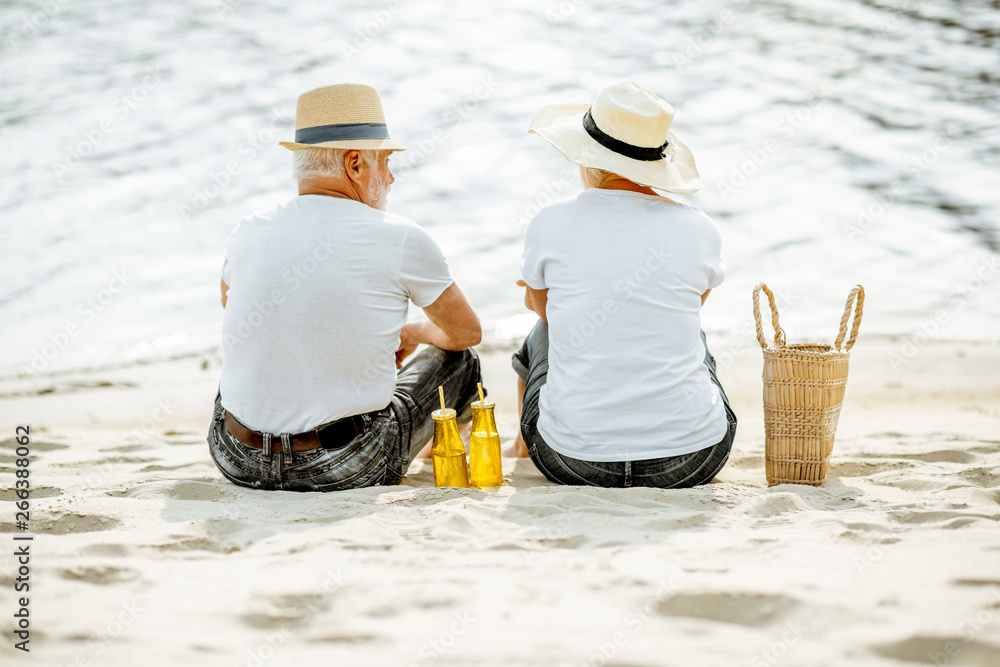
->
xmin=207 ymin=346 xmax=482 ymax=491
xmin=512 ymin=321 xmax=736 ymax=488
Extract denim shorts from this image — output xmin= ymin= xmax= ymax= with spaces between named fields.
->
xmin=512 ymin=321 xmax=736 ymax=489
xmin=207 ymin=346 xmax=482 ymax=491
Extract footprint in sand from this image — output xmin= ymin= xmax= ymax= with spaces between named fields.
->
xmin=57 ymin=565 xmax=141 ymax=585
xmin=3 ymin=512 xmax=121 ymax=534
xmin=0 ymin=438 xmax=69 ymax=452
xmin=121 ymin=480 xmax=233 ymax=501
xmin=887 ymin=510 xmax=999 ymax=530
xmin=957 ymin=467 xmax=1000 ymax=488
xmin=656 ymin=592 xmax=800 ymax=627
xmin=894 ymin=450 xmax=978 ymax=464
xmin=240 ymin=592 xmax=330 ymax=629
xmin=873 ymin=635 xmax=1000 ymax=666
xmin=0 ymin=485 xmax=63 ymax=501
xmin=102 ymin=443 xmax=152 ymax=453
xmin=736 ymin=492 xmax=814 ymax=519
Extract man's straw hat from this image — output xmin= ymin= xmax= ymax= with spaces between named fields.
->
xmin=528 ymin=80 xmax=699 ymax=194
xmin=280 ymin=83 xmax=406 ymax=152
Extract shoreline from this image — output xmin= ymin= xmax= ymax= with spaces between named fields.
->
xmin=2 ymin=334 xmax=997 ymax=439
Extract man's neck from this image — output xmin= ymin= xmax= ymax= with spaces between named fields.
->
xmin=299 ymin=178 xmax=363 ymax=202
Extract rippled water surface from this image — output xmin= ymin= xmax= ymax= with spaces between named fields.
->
xmin=2 ymin=0 xmax=999 ymax=375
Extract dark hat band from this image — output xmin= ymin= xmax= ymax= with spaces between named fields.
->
xmin=583 ymin=109 xmax=668 ymax=162
xmin=294 ymin=122 xmax=389 ymax=145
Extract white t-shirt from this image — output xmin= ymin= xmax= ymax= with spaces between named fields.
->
xmin=220 ymin=195 xmax=453 ymax=433
xmin=520 ymin=188 xmax=728 ymax=461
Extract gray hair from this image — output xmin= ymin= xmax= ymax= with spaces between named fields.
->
xmin=292 ymin=146 xmax=379 ymax=183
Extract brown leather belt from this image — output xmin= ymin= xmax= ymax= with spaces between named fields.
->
xmin=223 ymin=410 xmax=368 ymax=453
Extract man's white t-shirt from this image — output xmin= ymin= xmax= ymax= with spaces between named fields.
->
xmin=520 ymin=188 xmax=728 ymax=462
xmin=220 ymin=195 xmax=453 ymax=434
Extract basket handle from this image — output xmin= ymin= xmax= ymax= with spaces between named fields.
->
xmin=833 ymin=285 xmax=865 ymax=352
xmin=752 ymin=283 xmax=785 ymax=349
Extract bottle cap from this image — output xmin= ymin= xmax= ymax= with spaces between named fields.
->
xmin=432 ymin=408 xmax=457 ymax=421
xmin=471 ymin=400 xmax=495 ymax=410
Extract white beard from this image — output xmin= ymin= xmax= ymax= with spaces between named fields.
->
xmin=368 ymin=169 xmax=389 ymax=211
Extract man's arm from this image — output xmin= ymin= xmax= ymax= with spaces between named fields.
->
xmin=395 ymin=282 xmax=481 ymax=367
xmin=221 ymin=278 xmax=229 ymax=308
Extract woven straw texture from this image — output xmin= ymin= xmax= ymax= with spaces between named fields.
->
xmin=279 ymin=83 xmax=406 ymax=152
xmin=753 ymin=283 xmax=864 ymax=487
xmin=293 ymin=83 xmax=386 ymax=128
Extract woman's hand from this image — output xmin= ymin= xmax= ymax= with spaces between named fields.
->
xmin=517 ymin=279 xmax=548 ymax=323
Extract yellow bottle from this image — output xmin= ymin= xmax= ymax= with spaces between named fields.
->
xmin=469 ymin=399 xmax=503 ymax=488
xmin=432 ymin=408 xmax=470 ymax=488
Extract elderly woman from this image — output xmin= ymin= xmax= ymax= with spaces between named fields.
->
xmin=512 ymin=80 xmax=737 ymax=488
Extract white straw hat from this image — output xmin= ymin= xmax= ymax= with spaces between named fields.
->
xmin=280 ymin=83 xmax=406 ymax=152
xmin=528 ymin=80 xmax=699 ymax=194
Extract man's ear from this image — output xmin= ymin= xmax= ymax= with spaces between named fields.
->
xmin=343 ymin=150 xmax=364 ymax=184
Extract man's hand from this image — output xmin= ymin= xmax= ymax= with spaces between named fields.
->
xmin=395 ymin=322 xmax=421 ymax=369
xmin=395 ymin=284 xmax=482 ymax=370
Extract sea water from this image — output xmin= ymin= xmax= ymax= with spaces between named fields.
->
xmin=2 ymin=0 xmax=998 ymax=377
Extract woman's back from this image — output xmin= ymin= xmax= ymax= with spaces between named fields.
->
xmin=520 ymin=187 xmax=727 ymax=461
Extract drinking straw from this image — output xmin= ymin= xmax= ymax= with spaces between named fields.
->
xmin=477 ymin=382 xmax=485 ymax=402
xmin=438 ymin=386 xmax=446 ymax=411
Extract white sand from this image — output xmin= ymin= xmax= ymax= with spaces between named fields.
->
xmin=2 ymin=335 xmax=999 ymax=666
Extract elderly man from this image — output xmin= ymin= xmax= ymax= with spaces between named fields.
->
xmin=207 ymin=83 xmax=483 ymax=491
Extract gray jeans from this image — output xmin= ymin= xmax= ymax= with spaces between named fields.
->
xmin=207 ymin=346 xmax=482 ymax=491
xmin=512 ymin=321 xmax=736 ymax=488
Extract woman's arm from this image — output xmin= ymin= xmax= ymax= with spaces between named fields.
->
xmin=517 ymin=279 xmax=548 ymax=323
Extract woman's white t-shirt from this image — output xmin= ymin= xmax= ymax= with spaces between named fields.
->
xmin=520 ymin=188 xmax=728 ymax=462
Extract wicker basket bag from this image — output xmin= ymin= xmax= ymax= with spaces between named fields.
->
xmin=752 ymin=283 xmax=865 ymax=486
